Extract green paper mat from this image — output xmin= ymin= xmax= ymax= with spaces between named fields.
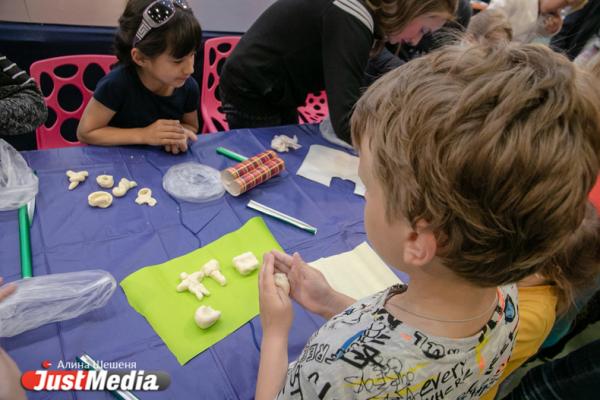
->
xmin=120 ymin=217 xmax=282 ymax=365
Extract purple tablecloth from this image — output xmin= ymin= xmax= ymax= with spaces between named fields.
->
xmin=0 ymin=124 xmax=405 ymax=399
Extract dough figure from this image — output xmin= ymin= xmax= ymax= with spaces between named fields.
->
xmin=96 ymin=175 xmax=114 ymax=188
xmin=112 ymin=178 xmax=138 ymax=197
xmin=66 ymin=170 xmax=88 ymax=190
xmin=177 ymin=271 xmax=210 ymax=300
xmin=88 ymin=191 xmax=113 ymax=208
xmin=135 ymin=188 xmax=157 ymax=206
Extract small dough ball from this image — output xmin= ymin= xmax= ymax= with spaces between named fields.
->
xmin=274 ymin=273 xmax=290 ymax=295
xmin=194 ymin=305 xmax=221 ymax=329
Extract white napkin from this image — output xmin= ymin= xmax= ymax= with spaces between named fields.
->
xmin=297 ymin=145 xmax=365 ymax=196
xmin=310 ymin=242 xmax=402 ymax=300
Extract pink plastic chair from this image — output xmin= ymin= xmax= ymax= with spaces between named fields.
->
xmin=298 ymin=91 xmax=329 ymax=124
xmin=200 ymin=36 xmax=330 ymax=133
xmin=200 ymin=36 xmax=240 ymax=133
xmin=30 ymin=55 xmax=117 ymax=149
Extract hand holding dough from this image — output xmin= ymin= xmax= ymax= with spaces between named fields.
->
xmin=202 ymin=259 xmax=227 ymax=286
xmin=66 ymin=170 xmax=88 ymax=190
xmin=88 ymin=191 xmax=113 ymax=208
xmin=274 ymin=272 xmax=290 ymax=295
xmin=232 ymin=252 xmax=259 ymax=275
xmin=194 ymin=305 xmax=221 ymax=329
xmin=96 ymin=175 xmax=114 ymax=188
xmin=177 ymin=271 xmax=210 ymax=300
xmin=112 ymin=178 xmax=138 ymax=197
xmin=135 ymin=188 xmax=157 ymax=206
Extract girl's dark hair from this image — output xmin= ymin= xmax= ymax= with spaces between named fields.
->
xmin=114 ymin=0 xmax=202 ymax=66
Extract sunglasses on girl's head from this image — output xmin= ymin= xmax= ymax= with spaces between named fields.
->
xmin=133 ymin=0 xmax=190 ymax=46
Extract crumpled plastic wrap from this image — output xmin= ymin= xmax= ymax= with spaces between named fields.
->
xmin=0 ymin=139 xmax=38 ymax=211
xmin=0 ymin=270 xmax=117 ymax=337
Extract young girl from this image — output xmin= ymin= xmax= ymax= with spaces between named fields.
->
xmin=219 ymin=0 xmax=458 ymax=145
xmin=77 ymin=0 xmax=201 ymax=155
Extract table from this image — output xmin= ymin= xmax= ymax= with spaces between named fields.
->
xmin=0 ymin=123 xmax=403 ymax=399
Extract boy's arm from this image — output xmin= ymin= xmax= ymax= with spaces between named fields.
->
xmin=77 ymin=98 xmax=186 ymax=146
xmin=256 ymin=335 xmax=289 ymax=400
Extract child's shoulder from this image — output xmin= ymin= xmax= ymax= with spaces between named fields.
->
xmin=282 ymin=284 xmax=519 ymax=399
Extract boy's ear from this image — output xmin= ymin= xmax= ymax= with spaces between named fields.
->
xmin=131 ymin=48 xmax=148 ymax=67
xmin=403 ymin=219 xmax=437 ymax=267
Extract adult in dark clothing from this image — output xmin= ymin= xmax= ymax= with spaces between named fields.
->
xmin=220 ymin=0 xmax=458 ymax=145
xmin=550 ymin=0 xmax=600 ymax=60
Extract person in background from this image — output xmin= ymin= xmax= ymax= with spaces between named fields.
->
xmin=550 ymin=0 xmax=600 ymax=61
xmin=487 ymin=0 xmax=588 ymax=43
xmin=256 ymin=42 xmax=600 ymax=399
xmin=0 ymin=52 xmax=47 ymax=135
xmin=482 ymin=202 xmax=600 ymax=400
xmin=220 ymin=0 xmax=458 ymax=146
xmin=0 ymin=277 xmax=26 ymax=400
xmin=465 ymin=8 xmax=513 ymax=44
xmin=77 ymin=0 xmax=201 ymax=155
xmin=504 ymin=339 xmax=599 ymax=399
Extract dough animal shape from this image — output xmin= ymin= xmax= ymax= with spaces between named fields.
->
xmin=201 ymin=259 xmax=227 ymax=286
xmin=96 ymin=175 xmax=114 ymax=188
xmin=177 ymin=271 xmax=210 ymax=300
xmin=194 ymin=305 xmax=221 ymax=329
xmin=66 ymin=170 xmax=88 ymax=190
xmin=88 ymin=191 xmax=113 ymax=208
xmin=274 ymin=273 xmax=290 ymax=295
xmin=135 ymin=188 xmax=157 ymax=206
xmin=232 ymin=252 xmax=259 ymax=275
xmin=112 ymin=178 xmax=138 ymax=197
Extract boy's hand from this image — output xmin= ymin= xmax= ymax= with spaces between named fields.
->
xmin=0 ymin=277 xmax=16 ymax=303
xmin=271 ymin=251 xmax=354 ymax=319
xmin=143 ymin=119 xmax=186 ymax=146
xmin=259 ymin=253 xmax=293 ymax=338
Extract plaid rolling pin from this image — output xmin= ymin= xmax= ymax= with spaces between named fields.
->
xmin=221 ymin=150 xmax=285 ymax=196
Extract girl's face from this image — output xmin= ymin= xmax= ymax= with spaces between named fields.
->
xmin=387 ymin=14 xmax=448 ymax=46
xmin=141 ymin=50 xmax=196 ymax=90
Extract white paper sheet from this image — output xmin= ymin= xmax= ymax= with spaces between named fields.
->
xmin=297 ymin=145 xmax=365 ymax=196
xmin=310 ymin=242 xmax=402 ymax=300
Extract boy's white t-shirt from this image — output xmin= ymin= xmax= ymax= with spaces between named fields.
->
xmin=488 ymin=0 xmax=540 ymax=42
xmin=277 ymin=284 xmax=518 ymax=399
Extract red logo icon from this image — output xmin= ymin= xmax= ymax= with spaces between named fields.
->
xmin=41 ymin=360 xmax=52 ymax=369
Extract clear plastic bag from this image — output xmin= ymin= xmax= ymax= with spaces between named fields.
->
xmin=162 ymin=162 xmax=225 ymax=203
xmin=0 ymin=139 xmax=38 ymax=211
xmin=0 ymin=270 xmax=117 ymax=337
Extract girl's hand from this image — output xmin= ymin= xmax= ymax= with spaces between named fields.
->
xmin=259 ymin=253 xmax=293 ymax=338
xmin=144 ymin=119 xmax=186 ymax=146
xmin=163 ymin=127 xmax=198 ymax=154
xmin=271 ymin=251 xmax=355 ymax=319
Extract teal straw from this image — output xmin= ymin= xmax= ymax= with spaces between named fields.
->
xmin=18 ymin=205 xmax=32 ymax=278
xmin=216 ymin=147 xmax=248 ymax=162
